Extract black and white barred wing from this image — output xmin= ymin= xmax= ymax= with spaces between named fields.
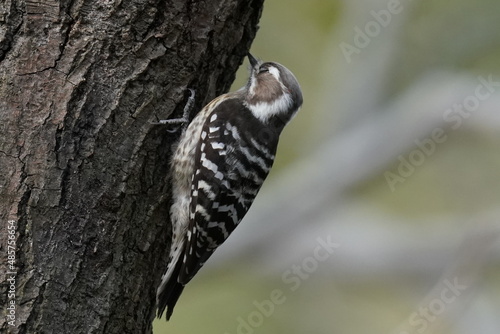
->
xmin=178 ymin=105 xmax=278 ymax=284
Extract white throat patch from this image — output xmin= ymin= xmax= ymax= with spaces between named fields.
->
xmin=246 ymin=92 xmax=293 ymax=123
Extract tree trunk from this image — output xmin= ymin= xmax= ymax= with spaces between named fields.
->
xmin=0 ymin=0 xmax=263 ymax=333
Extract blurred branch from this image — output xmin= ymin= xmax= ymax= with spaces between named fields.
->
xmin=318 ymin=0 xmax=414 ymax=130
xmin=392 ymin=217 xmax=500 ymax=334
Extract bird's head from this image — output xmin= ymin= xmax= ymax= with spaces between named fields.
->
xmin=244 ymin=53 xmax=303 ymax=126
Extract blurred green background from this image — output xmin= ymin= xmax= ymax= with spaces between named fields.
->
xmin=155 ymin=1 xmax=500 ymax=333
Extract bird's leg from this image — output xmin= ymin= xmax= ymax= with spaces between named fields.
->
xmin=153 ymin=89 xmax=196 ymax=132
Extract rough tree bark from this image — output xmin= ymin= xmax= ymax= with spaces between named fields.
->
xmin=0 ymin=0 xmax=264 ymax=333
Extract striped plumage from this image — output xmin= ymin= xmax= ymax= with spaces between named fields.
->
xmin=157 ymin=54 xmax=303 ymax=320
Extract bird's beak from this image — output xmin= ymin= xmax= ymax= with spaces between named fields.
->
xmin=248 ymin=53 xmax=258 ymax=68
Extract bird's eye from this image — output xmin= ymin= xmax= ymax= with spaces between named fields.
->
xmin=258 ymin=66 xmax=269 ymax=74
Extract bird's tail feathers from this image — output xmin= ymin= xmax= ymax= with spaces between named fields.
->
xmin=157 ymin=246 xmax=185 ymax=320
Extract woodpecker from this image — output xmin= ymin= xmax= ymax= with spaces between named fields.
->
xmin=157 ymin=53 xmax=303 ymax=320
